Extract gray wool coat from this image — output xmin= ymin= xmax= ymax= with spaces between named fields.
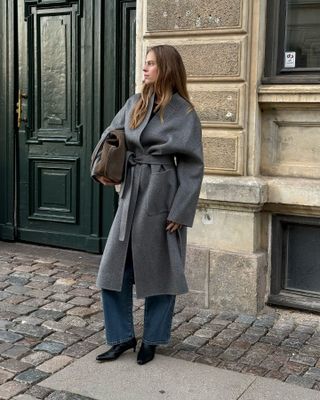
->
xmin=91 ymin=92 xmax=204 ymax=298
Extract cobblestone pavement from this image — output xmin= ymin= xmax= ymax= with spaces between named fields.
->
xmin=1 ymin=242 xmax=320 ymax=399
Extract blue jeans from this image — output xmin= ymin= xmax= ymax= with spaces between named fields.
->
xmin=101 ymin=244 xmax=176 ymax=346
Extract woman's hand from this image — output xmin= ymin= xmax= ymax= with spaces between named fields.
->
xmin=96 ymin=176 xmax=115 ymax=186
xmin=166 ymin=220 xmax=183 ymax=233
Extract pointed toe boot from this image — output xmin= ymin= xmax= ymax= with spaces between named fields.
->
xmin=96 ymin=337 xmax=137 ymax=362
xmin=137 ymin=343 xmax=156 ymax=365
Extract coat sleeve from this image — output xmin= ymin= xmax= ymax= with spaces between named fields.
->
xmin=167 ymin=110 xmax=204 ymax=227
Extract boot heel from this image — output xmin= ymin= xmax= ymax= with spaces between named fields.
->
xmin=133 ymin=345 xmax=136 ymax=352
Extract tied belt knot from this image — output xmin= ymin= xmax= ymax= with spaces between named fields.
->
xmin=119 ymin=152 xmax=175 ymax=241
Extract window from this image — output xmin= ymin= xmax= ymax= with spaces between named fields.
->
xmin=269 ymin=215 xmax=320 ymax=312
xmin=264 ymin=0 xmax=320 ymax=83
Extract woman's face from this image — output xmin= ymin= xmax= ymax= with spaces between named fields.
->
xmin=143 ymin=51 xmax=158 ymax=84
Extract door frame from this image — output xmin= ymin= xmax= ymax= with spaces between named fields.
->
xmin=0 ymin=0 xmax=16 ymax=241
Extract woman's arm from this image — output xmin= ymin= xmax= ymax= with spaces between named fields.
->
xmin=167 ymin=110 xmax=204 ymax=227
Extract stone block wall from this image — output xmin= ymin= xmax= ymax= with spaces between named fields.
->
xmin=137 ymin=0 xmax=269 ymax=313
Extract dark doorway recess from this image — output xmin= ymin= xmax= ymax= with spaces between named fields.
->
xmin=269 ymin=214 xmax=320 ymax=312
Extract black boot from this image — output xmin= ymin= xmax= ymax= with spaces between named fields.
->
xmin=137 ymin=343 xmax=157 ymax=365
xmin=96 ymin=337 xmax=137 ymax=362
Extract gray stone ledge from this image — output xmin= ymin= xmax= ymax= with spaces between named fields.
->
xmin=263 ymin=176 xmax=320 ymax=209
xmin=200 ymin=176 xmax=268 ymax=206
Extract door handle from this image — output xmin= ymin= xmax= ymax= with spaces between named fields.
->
xmin=16 ymin=90 xmax=28 ymax=128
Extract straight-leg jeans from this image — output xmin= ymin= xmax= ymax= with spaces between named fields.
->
xmin=101 ymin=245 xmax=176 ymax=346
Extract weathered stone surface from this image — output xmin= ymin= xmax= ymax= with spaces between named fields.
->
xmin=190 ymin=90 xmax=240 ymax=124
xmin=184 ymin=245 xmax=209 ymax=308
xmin=0 ymin=381 xmax=28 ymax=399
xmin=21 ymin=351 xmax=53 ymax=366
xmin=0 ymin=359 xmax=32 ymax=373
xmin=200 ymin=176 xmax=268 ymax=205
xmin=203 ymin=136 xmax=237 ymax=170
xmin=59 ymin=316 xmax=87 ymax=328
xmin=36 ymin=355 xmax=73 ymax=373
xmin=0 ymin=319 xmax=13 ymax=329
xmin=66 ymin=327 xmax=95 ymax=339
xmin=0 ymin=369 xmax=14 ymax=384
xmin=261 ymin=108 xmax=320 ymax=179
xmin=68 ymin=297 xmax=94 ymax=307
xmin=175 ymin=43 xmax=241 ymax=78
xmin=290 ymin=353 xmax=317 ymax=367
xmin=25 ymin=385 xmax=53 ymax=399
xmin=14 ymin=316 xmax=44 ymax=326
xmin=86 ymin=331 xmax=105 ymax=345
xmin=66 ymin=307 xmax=98 ymax=318
xmin=30 ymin=309 xmax=64 ymax=321
xmin=10 ymin=324 xmax=51 ymax=339
xmin=209 ymin=250 xmax=267 ymax=313
xmin=147 ymin=0 xmax=242 ymax=32
xmin=0 ymin=330 xmax=23 ymax=343
xmin=45 ymin=332 xmax=80 ymax=347
xmin=285 ymin=374 xmax=316 ymax=389
xmin=1 ymin=344 xmax=30 ymax=359
xmin=42 ymin=302 xmax=74 ymax=312
xmin=0 ymin=303 xmax=36 ymax=315
xmin=67 ymin=289 xmax=95 ymax=297
xmin=15 ymin=368 xmax=49 ymax=384
xmin=46 ymin=390 xmax=94 ymax=400
xmin=11 ymin=394 xmax=38 ymax=400
xmin=62 ymin=341 xmax=96 ymax=358
xmin=34 ymin=342 xmax=66 ymax=355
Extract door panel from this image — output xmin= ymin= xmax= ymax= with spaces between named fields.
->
xmin=17 ymin=0 xmax=106 ymax=252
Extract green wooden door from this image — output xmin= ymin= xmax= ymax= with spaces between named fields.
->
xmin=0 ymin=0 xmax=136 ymax=252
xmin=13 ymin=0 xmax=136 ymax=252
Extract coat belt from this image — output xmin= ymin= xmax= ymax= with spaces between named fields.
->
xmin=119 ymin=152 xmax=175 ymax=241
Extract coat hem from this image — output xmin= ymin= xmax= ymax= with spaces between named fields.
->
xmin=96 ymin=283 xmax=189 ymax=299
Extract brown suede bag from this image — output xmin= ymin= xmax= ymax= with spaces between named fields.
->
xmin=91 ymin=129 xmax=126 ymax=184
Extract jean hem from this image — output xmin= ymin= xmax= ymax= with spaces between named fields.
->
xmin=107 ymin=336 xmax=135 ymax=346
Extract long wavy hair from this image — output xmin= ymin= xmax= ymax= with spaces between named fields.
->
xmin=130 ymin=45 xmax=192 ymax=129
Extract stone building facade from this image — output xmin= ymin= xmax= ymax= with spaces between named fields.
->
xmin=136 ymin=0 xmax=320 ymax=314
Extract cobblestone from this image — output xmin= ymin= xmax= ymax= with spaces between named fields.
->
xmin=10 ymin=324 xmax=51 ymax=339
xmin=285 ymin=374 xmax=316 ymax=389
xmin=0 ymin=359 xmax=32 ymax=374
xmin=176 ymin=335 xmax=208 ymax=351
xmin=15 ymin=368 xmax=49 ymax=384
xmin=0 ymin=369 xmax=15 ymax=384
xmin=21 ymin=351 xmax=53 ymax=366
xmin=34 ymin=341 xmax=66 ymax=355
xmin=25 ymin=385 xmax=53 ymax=399
xmin=290 ymin=353 xmax=317 ymax=366
xmin=1 ymin=243 xmax=320 ymax=396
xmin=0 ymin=330 xmax=24 ymax=343
xmin=1 ymin=344 xmax=30 ymax=359
xmin=46 ymin=390 xmax=95 ymax=400
xmin=36 ymin=355 xmax=73 ymax=373
xmin=0 ymin=381 xmax=28 ymax=399
xmin=62 ymin=341 xmax=96 ymax=358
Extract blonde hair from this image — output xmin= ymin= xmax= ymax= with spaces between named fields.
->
xmin=130 ymin=45 xmax=192 ymax=129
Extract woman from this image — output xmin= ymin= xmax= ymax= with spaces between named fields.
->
xmin=91 ymin=45 xmax=204 ymax=365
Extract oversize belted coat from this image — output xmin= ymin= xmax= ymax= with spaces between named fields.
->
xmin=91 ymin=92 xmax=204 ymax=298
